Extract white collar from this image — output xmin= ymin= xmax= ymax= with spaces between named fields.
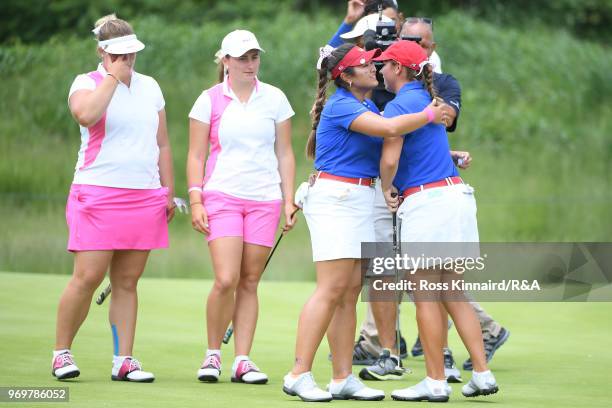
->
xmin=222 ymin=75 xmax=261 ymax=102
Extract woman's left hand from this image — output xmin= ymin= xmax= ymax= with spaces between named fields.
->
xmin=282 ymin=203 xmax=299 ymax=232
xmin=451 ymin=150 xmax=472 ymax=169
xmin=166 ymin=197 xmax=176 ymax=223
xmin=384 ymin=185 xmax=400 ymax=212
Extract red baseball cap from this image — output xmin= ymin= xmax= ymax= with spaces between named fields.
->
xmin=331 ymin=46 xmax=382 ymax=79
xmin=372 ymin=40 xmax=428 ymax=72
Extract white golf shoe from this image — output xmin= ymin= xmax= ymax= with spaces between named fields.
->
xmin=197 ymin=354 xmax=221 ymax=382
xmin=51 ymin=351 xmax=80 ymax=380
xmin=327 ymin=374 xmax=385 ymax=401
xmin=462 ymin=370 xmax=499 ymax=397
xmin=111 ymin=357 xmax=154 ymax=382
xmin=283 ymin=372 xmax=332 ymax=402
xmin=392 ymin=378 xmax=450 ymax=402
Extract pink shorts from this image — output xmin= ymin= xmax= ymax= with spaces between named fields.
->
xmin=66 ymin=184 xmax=169 ymax=251
xmin=203 ymin=190 xmax=282 ymax=247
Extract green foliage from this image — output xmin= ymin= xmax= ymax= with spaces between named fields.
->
xmin=0 ymin=10 xmax=611 ymax=277
xmin=1 ymin=0 xmax=610 ymax=44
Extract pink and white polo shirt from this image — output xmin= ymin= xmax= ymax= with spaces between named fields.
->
xmin=68 ymin=64 xmax=165 ymax=189
xmin=189 ymin=78 xmax=294 ymax=201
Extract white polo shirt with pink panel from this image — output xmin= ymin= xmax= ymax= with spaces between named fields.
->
xmin=68 ymin=64 xmax=165 ymax=189
xmin=189 ymin=78 xmax=295 ymax=201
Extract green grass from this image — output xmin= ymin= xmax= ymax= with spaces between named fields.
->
xmin=1 ymin=271 xmax=611 ymax=407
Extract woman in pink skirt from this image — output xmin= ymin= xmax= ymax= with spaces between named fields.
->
xmin=187 ymin=30 xmax=296 ymax=385
xmin=52 ymin=14 xmax=175 ymax=383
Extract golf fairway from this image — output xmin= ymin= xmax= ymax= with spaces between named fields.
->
xmin=1 ymin=271 xmax=611 ymax=407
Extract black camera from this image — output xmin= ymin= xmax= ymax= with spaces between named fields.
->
xmin=363 ymin=7 xmax=398 ymax=98
xmin=363 ymin=20 xmax=397 ymax=52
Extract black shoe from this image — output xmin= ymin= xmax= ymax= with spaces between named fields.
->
xmin=359 ymin=349 xmax=406 ymax=381
xmin=463 ymin=327 xmax=510 ymax=371
xmin=399 ymin=335 xmax=408 ymax=359
xmin=334 ymin=334 xmax=407 ymax=365
xmin=351 ymin=336 xmax=378 ymax=366
xmin=411 ymin=336 xmax=423 ymax=357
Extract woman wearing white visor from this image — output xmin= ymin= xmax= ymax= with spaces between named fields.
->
xmin=52 ymin=14 xmax=174 ymax=382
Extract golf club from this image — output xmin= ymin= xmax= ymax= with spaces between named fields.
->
xmin=391 ymin=192 xmax=402 ymax=361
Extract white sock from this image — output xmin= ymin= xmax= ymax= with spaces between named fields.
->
xmin=286 ymin=371 xmax=309 ymax=384
xmin=113 ymin=355 xmax=131 ymax=368
xmin=206 ymin=349 xmax=221 ymax=357
xmin=53 ymin=349 xmax=70 ymax=358
xmin=473 ymin=370 xmax=491 ymax=379
xmin=233 ymin=355 xmax=249 ymax=371
xmin=331 ymin=375 xmax=349 ymax=384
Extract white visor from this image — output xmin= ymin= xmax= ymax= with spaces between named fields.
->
xmin=98 ymin=34 xmax=145 ymax=55
xmin=340 ymin=14 xmax=394 ymax=40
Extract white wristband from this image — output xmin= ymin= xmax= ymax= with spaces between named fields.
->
xmin=188 ymin=186 xmax=203 ymax=194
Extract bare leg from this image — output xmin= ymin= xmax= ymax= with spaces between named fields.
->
xmin=412 ymin=269 xmax=445 ymax=380
xmin=291 ymin=258 xmax=356 ymax=375
xmin=108 ymin=250 xmax=150 ymax=356
xmin=441 ymin=272 xmax=488 ymax=372
xmin=443 ymin=301 xmax=488 ymax=372
xmin=206 ymin=237 xmax=243 ymax=350
xmin=233 ymin=243 xmax=270 ymax=356
xmin=327 ymin=259 xmax=362 ymax=379
xmin=441 ymin=308 xmax=449 ymax=348
xmin=371 ymin=300 xmax=398 ymax=353
xmin=55 ymin=251 xmax=112 ymax=349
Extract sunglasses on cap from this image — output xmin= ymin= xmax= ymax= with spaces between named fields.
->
xmin=404 ymin=17 xmax=434 ymax=31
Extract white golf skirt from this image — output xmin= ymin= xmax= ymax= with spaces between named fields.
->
xmin=373 ymin=180 xmax=395 ymax=242
xmin=398 ymin=183 xmax=480 ymax=258
xmin=303 ymin=178 xmax=376 ymax=262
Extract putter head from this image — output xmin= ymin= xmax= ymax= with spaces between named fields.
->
xmin=173 ymin=197 xmax=189 ymax=214
xmin=294 ymin=182 xmax=309 ymax=209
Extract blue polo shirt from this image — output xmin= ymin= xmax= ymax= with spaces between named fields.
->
xmin=314 ymin=88 xmax=383 ymax=178
xmin=383 ymin=82 xmax=458 ymax=192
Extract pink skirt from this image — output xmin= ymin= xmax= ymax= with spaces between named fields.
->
xmin=66 ymin=184 xmax=169 ymax=251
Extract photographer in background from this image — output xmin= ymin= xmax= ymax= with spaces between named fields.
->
xmin=328 ymin=1 xmax=400 ymax=49
xmin=325 ymin=2 xmax=442 ymax=110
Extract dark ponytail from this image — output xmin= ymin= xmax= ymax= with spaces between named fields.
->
xmin=306 ymin=43 xmax=356 ymax=160
xmin=419 ymin=63 xmax=437 ymax=100
xmin=306 ymin=66 xmax=329 ymax=159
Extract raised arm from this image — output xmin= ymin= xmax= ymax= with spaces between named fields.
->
xmin=68 ymin=55 xmax=131 ymax=127
xmin=328 ymin=1 xmax=365 ymax=47
xmin=350 ymin=99 xmax=446 ymax=138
